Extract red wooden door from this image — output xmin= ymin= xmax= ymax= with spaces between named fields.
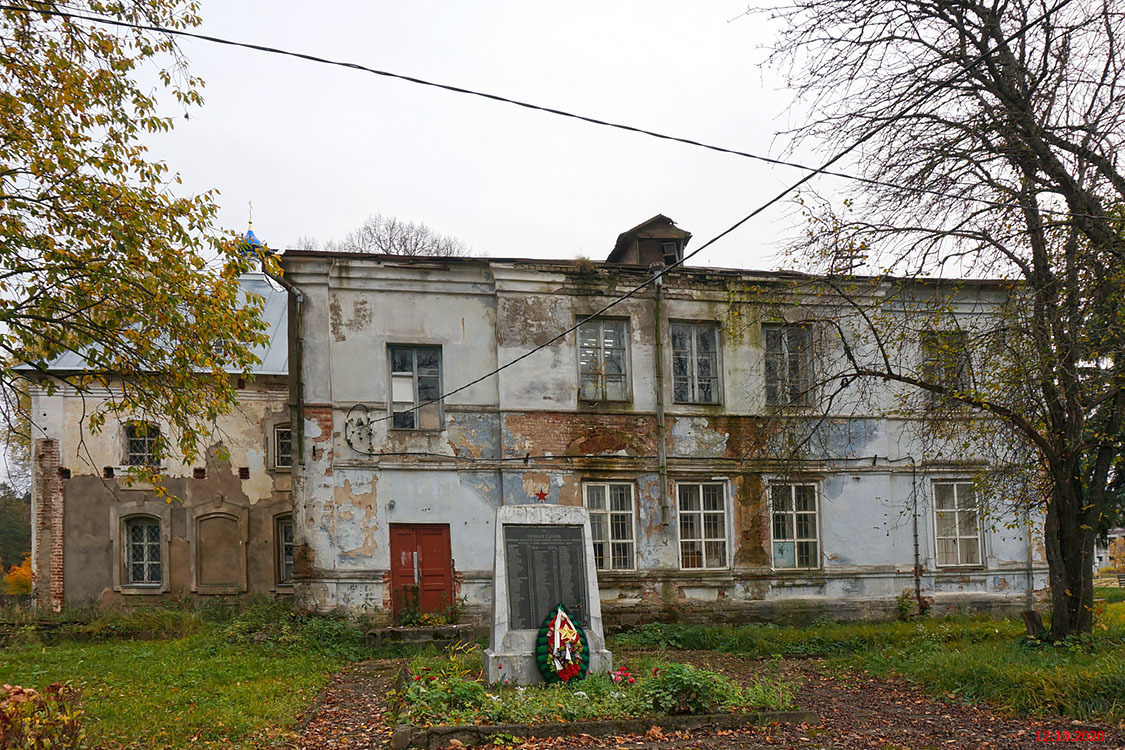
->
xmin=389 ymin=524 xmax=453 ymax=618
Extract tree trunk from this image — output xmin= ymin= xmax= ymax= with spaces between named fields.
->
xmin=1044 ymin=483 xmax=1097 ymax=638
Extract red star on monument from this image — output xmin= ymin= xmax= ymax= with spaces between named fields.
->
xmin=535 ymin=489 xmax=548 ymax=502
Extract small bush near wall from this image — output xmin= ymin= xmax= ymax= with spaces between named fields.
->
xmin=0 ymin=683 xmax=84 ymax=748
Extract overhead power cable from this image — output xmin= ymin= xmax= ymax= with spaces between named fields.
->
xmin=0 ymin=1 xmax=1114 ymax=224
xmin=331 ymin=0 xmax=1080 ymax=427
xmin=1 ymin=0 xmax=1082 ymax=427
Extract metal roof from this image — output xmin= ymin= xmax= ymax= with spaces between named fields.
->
xmin=32 ymin=272 xmax=288 ymax=376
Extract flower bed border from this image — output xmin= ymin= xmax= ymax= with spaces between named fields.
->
xmin=390 ymin=709 xmax=819 ymax=750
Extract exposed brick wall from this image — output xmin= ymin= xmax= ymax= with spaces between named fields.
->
xmin=34 ymin=439 xmax=64 ymax=612
xmin=503 ymin=412 xmax=659 ymax=457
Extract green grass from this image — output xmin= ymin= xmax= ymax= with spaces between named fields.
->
xmin=1095 ymin=585 xmax=1125 ymax=604
xmin=0 ymin=633 xmax=341 ymax=748
xmin=611 ymin=601 xmax=1125 ymax=725
xmin=0 ymin=598 xmax=385 ymax=748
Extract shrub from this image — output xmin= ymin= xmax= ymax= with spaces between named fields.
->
xmin=404 ymin=676 xmax=487 ymax=725
xmin=634 ymin=663 xmax=734 ymax=715
xmin=0 ymin=683 xmax=84 ymax=749
xmin=2 ymin=558 xmax=30 ymax=596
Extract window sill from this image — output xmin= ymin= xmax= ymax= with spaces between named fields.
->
xmin=119 ymin=585 xmax=166 ymax=595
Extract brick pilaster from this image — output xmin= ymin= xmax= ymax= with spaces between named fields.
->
xmin=34 ymin=438 xmax=64 ymax=612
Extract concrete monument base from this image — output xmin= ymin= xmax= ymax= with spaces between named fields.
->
xmin=485 ymin=504 xmax=612 ymax=685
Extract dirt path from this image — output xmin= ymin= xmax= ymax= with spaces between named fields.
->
xmin=297 ymin=655 xmax=1122 ymax=749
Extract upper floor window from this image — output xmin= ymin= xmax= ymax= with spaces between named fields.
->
xmin=276 ymin=515 xmax=295 ymax=584
xmin=671 ymin=322 xmax=720 ymax=404
xmin=125 ymin=421 xmax=160 ymax=466
xmin=770 ymin=483 xmax=820 ymax=570
xmin=677 ymin=481 xmax=727 ymax=570
xmin=124 ymin=516 xmax=161 ymax=585
xmin=921 ymin=330 xmax=970 ymax=403
xmin=934 ymin=481 xmax=981 ymax=566
xmin=273 ymin=424 xmax=293 ymax=469
xmin=389 ymin=345 xmax=442 ymax=430
xmin=584 ymin=482 xmax=635 ymax=571
xmin=578 ymin=318 xmax=629 ymax=401
xmin=763 ymin=323 xmax=812 ymax=406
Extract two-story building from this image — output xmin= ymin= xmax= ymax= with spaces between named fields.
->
xmin=280 ymin=215 xmax=1048 ymax=626
xmin=29 ymin=273 xmax=295 ymax=610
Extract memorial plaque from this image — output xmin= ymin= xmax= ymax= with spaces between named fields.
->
xmin=504 ymin=524 xmax=588 ymax=629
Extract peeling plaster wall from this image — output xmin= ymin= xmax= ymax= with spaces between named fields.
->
xmin=29 ymin=377 xmax=293 ymax=607
xmin=282 ymin=254 xmax=1048 ymax=624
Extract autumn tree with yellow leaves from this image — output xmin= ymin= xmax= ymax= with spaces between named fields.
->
xmin=0 ymin=1 xmax=269 ymax=471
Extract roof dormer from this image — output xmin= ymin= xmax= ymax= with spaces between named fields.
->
xmin=605 ymin=214 xmax=692 ymax=266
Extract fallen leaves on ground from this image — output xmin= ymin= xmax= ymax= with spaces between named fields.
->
xmin=297 ymin=654 xmax=1119 ymax=749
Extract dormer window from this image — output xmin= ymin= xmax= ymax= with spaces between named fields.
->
xmin=661 ymin=241 xmax=680 ymax=265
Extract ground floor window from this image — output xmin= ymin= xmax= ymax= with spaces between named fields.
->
xmin=770 ymin=482 xmax=820 ymax=569
xmin=277 ymin=515 xmax=295 ymax=584
xmin=677 ymin=482 xmax=727 ymax=569
xmin=583 ymin=482 xmax=635 ymax=570
xmin=934 ymin=481 xmax=981 ymax=566
xmin=124 ymin=516 xmax=161 ymax=585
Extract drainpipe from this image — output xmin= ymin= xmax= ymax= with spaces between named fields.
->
xmin=1025 ymin=503 xmax=1035 ymax=610
xmin=262 ymin=262 xmax=305 ymax=467
xmin=652 ymin=266 xmax=670 ymax=525
xmin=908 ymin=457 xmax=921 ymax=609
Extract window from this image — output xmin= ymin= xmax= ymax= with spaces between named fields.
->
xmin=770 ymin=483 xmax=820 ymax=569
xmin=274 ymin=425 xmax=293 ymax=469
xmin=934 ymin=481 xmax=981 ymax=566
xmin=763 ymin=324 xmax=812 ymax=406
xmin=584 ymin=483 xmax=635 ymax=570
xmin=124 ymin=517 xmax=161 ymax=585
xmin=677 ymin=482 xmax=727 ymax=569
xmin=277 ymin=515 xmax=295 ymax=584
xmin=578 ymin=318 xmax=629 ymax=401
xmin=671 ymin=322 xmax=720 ymax=404
xmin=125 ymin=421 xmax=160 ymax=466
xmin=921 ymin=330 xmax=970 ymax=402
xmin=661 ymin=241 xmax=680 ymax=265
xmin=389 ymin=346 xmax=442 ymax=429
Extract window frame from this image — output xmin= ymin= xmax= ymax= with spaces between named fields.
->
xmin=123 ymin=420 xmax=161 ymax=467
xmin=123 ymin=515 xmax=163 ymax=587
xmin=932 ymin=480 xmax=984 ymax=568
xmin=670 ymin=320 xmax=722 ymax=405
xmin=920 ymin=330 xmax=971 ymax=405
xmin=273 ymin=424 xmax=293 ymax=470
xmin=675 ymin=480 xmax=731 ymax=571
xmin=276 ymin=514 xmax=295 ymax=586
xmin=387 ymin=344 xmax=444 ymax=431
xmin=582 ymin=482 xmax=637 ymax=572
xmin=762 ymin=323 xmax=814 ymax=407
xmin=767 ymin=481 xmax=822 ymax=571
xmin=577 ymin=317 xmax=632 ymax=403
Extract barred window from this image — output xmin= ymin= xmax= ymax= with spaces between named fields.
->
xmin=671 ymin=322 xmax=720 ymax=404
xmin=124 ymin=517 xmax=161 ymax=585
xmin=274 ymin=425 xmax=293 ymax=469
xmin=934 ymin=482 xmax=981 ymax=566
xmin=584 ymin=483 xmax=635 ymax=570
xmin=578 ymin=319 xmax=629 ymax=401
xmin=677 ymin=482 xmax=727 ymax=569
xmin=770 ymin=483 xmax=820 ymax=569
xmin=277 ymin=515 xmax=295 ymax=584
xmin=125 ymin=421 xmax=160 ymax=466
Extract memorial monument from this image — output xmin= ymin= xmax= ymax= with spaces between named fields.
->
xmin=485 ymin=504 xmax=612 ymax=684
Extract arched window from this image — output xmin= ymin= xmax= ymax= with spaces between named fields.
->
xmin=124 ymin=516 xmax=162 ymax=585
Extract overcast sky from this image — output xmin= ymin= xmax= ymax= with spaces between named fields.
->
xmin=145 ymin=1 xmax=837 ymax=270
